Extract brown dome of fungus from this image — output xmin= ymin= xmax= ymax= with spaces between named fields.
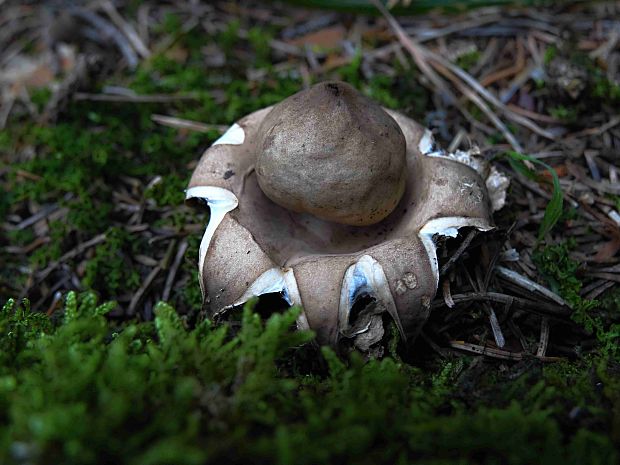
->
xmin=255 ymin=81 xmax=407 ymax=226
xmin=186 ymin=80 xmax=508 ymax=354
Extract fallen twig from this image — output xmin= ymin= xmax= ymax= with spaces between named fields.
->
xmin=536 ymin=317 xmax=550 ymax=357
xmin=37 ymin=233 xmax=107 ymax=282
xmin=152 ymin=114 xmax=228 ymax=133
xmin=100 ymin=0 xmax=151 ymax=59
xmin=162 ymin=239 xmax=188 ymax=302
xmin=440 ymin=229 xmax=477 ymax=276
xmin=438 ymin=292 xmax=571 ymax=318
xmin=128 ymin=265 xmax=162 ymax=316
xmin=74 ymin=92 xmax=202 ymax=103
xmin=70 ymin=7 xmax=139 ymax=69
xmin=495 ymin=266 xmax=568 ymax=306
xmin=449 ymin=340 xmax=562 ymax=362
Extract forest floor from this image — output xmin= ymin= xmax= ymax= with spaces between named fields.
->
xmin=1 ymin=1 xmax=619 ymax=464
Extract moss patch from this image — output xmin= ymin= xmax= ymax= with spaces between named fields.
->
xmin=0 ymin=296 xmax=617 ymax=465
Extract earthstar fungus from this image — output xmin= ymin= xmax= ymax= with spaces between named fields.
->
xmin=186 ymin=81 xmax=508 ymax=352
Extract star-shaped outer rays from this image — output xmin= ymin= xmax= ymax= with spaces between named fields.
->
xmin=186 ymin=104 xmax=507 ymax=349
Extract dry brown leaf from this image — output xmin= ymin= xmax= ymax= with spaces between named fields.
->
xmin=593 ymin=238 xmax=620 ymax=263
xmin=164 ymin=45 xmax=189 ymax=64
xmin=288 ymin=25 xmax=346 ymax=49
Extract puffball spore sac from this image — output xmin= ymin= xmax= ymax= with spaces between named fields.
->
xmin=186 ymin=79 xmax=508 ymax=350
xmin=255 ymin=81 xmax=407 ymax=226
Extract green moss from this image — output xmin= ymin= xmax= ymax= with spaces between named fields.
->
xmin=219 ymin=19 xmax=241 ymax=56
xmin=82 ymin=228 xmax=141 ymax=298
xmin=455 ymin=49 xmax=481 ymax=71
xmin=533 ymin=241 xmax=619 ymax=358
xmin=590 ymin=70 xmax=620 ymax=102
xmin=133 ymin=55 xmax=211 ymax=94
xmin=336 ymin=52 xmax=428 ymax=115
xmin=131 ymin=51 xmax=301 ymax=125
xmin=145 ymin=173 xmax=188 ymax=208
xmin=68 ymin=197 xmax=113 ymax=234
xmin=0 ymin=298 xmax=51 ymax=368
xmin=30 ymin=87 xmax=52 ymax=113
xmin=158 ymin=13 xmax=183 ymax=35
xmin=543 ymin=45 xmax=557 ymax=65
xmin=248 ymin=26 xmax=274 ymax=67
xmin=600 ymin=287 xmax=620 ymax=317
xmin=3 ymin=107 xmax=205 ymax=238
xmin=552 ymin=50 xmax=620 ymax=104
xmin=533 ymin=240 xmax=597 ymax=313
xmin=540 ymin=358 xmax=605 ymax=410
xmin=549 ymin=105 xmax=578 ymax=124
xmin=0 ymin=296 xmax=617 ymax=465
xmin=30 ymin=221 xmax=69 ymax=267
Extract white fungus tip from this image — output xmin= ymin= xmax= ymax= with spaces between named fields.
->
xmin=338 ymin=255 xmax=405 ymax=341
xmin=185 ymin=186 xmax=239 ymax=296
xmin=223 ymin=267 xmax=308 ymax=330
xmin=418 ymin=129 xmax=436 ymax=155
xmin=420 ymin=130 xmax=510 ymax=212
xmin=419 ymin=217 xmax=494 ymax=288
xmin=212 ymin=123 xmax=245 ymax=146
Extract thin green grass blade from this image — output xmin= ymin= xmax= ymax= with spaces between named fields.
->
xmin=505 ymin=151 xmax=563 ymax=241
